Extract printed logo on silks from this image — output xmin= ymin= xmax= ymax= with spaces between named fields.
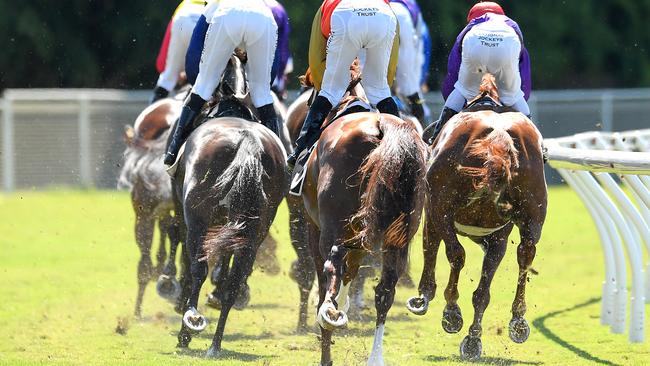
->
xmin=477 ymin=33 xmax=504 ymax=48
xmin=353 ymin=7 xmax=379 ymax=17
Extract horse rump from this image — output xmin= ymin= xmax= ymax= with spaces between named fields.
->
xmin=458 ymin=128 xmax=519 ymax=193
xmin=352 ymin=116 xmax=427 ymax=250
xmin=201 ymin=130 xmax=269 ymax=262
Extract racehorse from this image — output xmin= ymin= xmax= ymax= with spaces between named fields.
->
xmin=296 ymin=66 xmax=428 ymax=366
xmin=118 ymin=98 xmax=183 ymax=317
xmin=171 ymin=54 xmax=288 ymax=356
xmin=406 ymin=73 xmax=547 ymax=360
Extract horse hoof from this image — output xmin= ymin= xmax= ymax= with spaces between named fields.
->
xmin=317 ymin=302 xmax=348 ymax=331
xmin=156 ymin=275 xmax=181 ymax=302
xmin=183 ymin=307 xmax=208 ymax=333
xmin=320 ymin=362 xmax=333 ymax=366
xmin=234 ymin=283 xmax=251 ymax=310
xmin=460 ymin=336 xmax=482 ymax=361
xmin=206 ymin=345 xmax=222 ymax=358
xmin=406 ymin=296 xmax=428 ymax=316
xmin=509 ymin=317 xmax=530 ymax=343
xmin=442 ymin=304 xmax=463 ymax=334
xmin=206 ymin=293 xmax=222 ymax=310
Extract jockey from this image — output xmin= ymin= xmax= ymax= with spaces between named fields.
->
xmin=286 ymin=0 xmax=400 ymax=168
xmin=163 ymin=0 xmax=283 ymax=167
xmin=428 ymin=1 xmax=532 ymax=142
xmin=389 ymin=0 xmax=427 ymax=124
xmin=151 ymin=0 xmax=209 ymax=104
xmin=269 ymin=1 xmax=292 ymax=100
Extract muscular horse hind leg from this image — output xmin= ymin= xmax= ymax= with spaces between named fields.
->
xmin=509 ymin=224 xmax=541 ymax=344
xmin=460 ymin=229 xmax=509 ymax=361
xmin=317 ymin=235 xmax=350 ymax=331
xmin=441 ymin=229 xmax=466 ymax=334
xmin=288 ymin=196 xmax=316 ymax=332
xmin=408 ymin=215 xmax=441 ymax=315
xmin=176 ymin=226 xmax=208 ymax=347
xmin=368 ymin=245 xmax=409 ymax=366
xmin=134 ymin=212 xmax=155 ymax=318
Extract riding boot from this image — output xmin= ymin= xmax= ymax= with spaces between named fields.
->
xmin=422 ymin=107 xmax=458 ymax=145
xmin=376 ymin=97 xmax=400 ymax=117
xmin=256 ymin=103 xmax=280 ymax=137
xmin=406 ymin=93 xmax=426 ymax=124
xmin=286 ymin=95 xmax=333 ymax=168
xmin=150 ymin=86 xmax=169 ymax=104
xmin=163 ymin=104 xmax=201 ymax=166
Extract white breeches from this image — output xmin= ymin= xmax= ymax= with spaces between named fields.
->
xmin=156 ymin=7 xmax=203 ymax=92
xmin=192 ymin=5 xmax=277 ymax=107
xmin=390 ymin=1 xmax=420 ymax=97
xmin=456 ymin=21 xmax=524 ymax=106
xmin=320 ymin=0 xmax=397 ymax=106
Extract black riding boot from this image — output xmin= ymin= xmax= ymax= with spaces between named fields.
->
xmin=406 ymin=93 xmax=426 ymax=124
xmin=422 ymin=107 xmax=458 ymax=145
xmin=150 ymin=86 xmax=169 ymax=104
xmin=164 ymin=94 xmax=206 ymax=166
xmin=376 ymin=97 xmax=400 ymax=117
xmin=257 ymin=103 xmax=280 ymax=137
xmin=286 ymin=95 xmax=333 ymax=168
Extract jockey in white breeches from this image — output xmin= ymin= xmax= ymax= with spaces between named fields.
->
xmin=152 ymin=0 xmax=208 ymax=104
xmin=163 ymin=0 xmax=281 ymax=167
xmin=287 ymin=0 xmax=400 ymax=168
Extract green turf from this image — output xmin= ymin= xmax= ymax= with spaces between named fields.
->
xmin=0 ymin=187 xmax=649 ymax=365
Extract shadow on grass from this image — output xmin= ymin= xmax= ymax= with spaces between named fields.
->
xmin=425 ymin=355 xmax=542 ymax=365
xmin=532 ymin=297 xmax=620 ymax=366
xmin=191 ymin=330 xmax=276 ymax=341
xmin=165 ymin=347 xmax=273 ymax=362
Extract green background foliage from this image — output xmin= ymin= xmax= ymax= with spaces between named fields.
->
xmin=2 ymin=1 xmax=650 ymax=90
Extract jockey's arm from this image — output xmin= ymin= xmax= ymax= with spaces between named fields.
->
xmin=156 ymin=19 xmax=174 ymax=74
xmin=270 ymin=3 xmax=291 ymax=86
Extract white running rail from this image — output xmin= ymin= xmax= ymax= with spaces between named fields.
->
xmin=546 ymin=129 xmax=650 ymax=343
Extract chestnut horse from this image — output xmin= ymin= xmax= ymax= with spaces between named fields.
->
xmin=295 ymin=72 xmax=428 ymax=365
xmin=118 ymin=98 xmax=184 ymax=317
xmin=406 ymin=74 xmax=547 ymax=360
xmin=172 ymin=55 xmax=288 ymax=356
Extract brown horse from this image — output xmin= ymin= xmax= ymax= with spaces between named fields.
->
xmin=295 ymin=71 xmax=428 ymax=365
xmin=172 ymin=56 xmax=288 ymax=356
xmin=118 ymin=98 xmax=183 ymax=317
xmin=406 ymin=74 xmax=547 ymax=360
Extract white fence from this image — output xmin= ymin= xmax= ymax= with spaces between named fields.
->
xmin=1 ymin=88 xmax=650 ymax=191
xmin=546 ymin=130 xmax=650 ymax=343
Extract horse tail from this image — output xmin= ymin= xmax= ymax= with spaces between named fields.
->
xmin=117 ymin=127 xmax=171 ymax=198
xmin=202 ymin=130 xmax=268 ymax=262
xmin=458 ymin=128 xmax=519 ymax=193
xmin=353 ymin=116 xmax=427 ymax=251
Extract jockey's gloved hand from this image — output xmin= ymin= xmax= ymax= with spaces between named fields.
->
xmin=376 ymin=97 xmax=400 ymax=117
xmin=406 ymin=93 xmax=426 ymax=124
xmin=150 ymin=86 xmax=170 ymax=105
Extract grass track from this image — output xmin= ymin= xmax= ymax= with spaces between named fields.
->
xmin=1 ymin=187 xmax=649 ymax=365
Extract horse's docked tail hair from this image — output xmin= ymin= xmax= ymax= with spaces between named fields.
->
xmin=458 ymin=128 xmax=519 ymax=192
xmin=202 ymin=130 xmax=268 ymax=263
xmin=352 ymin=116 xmax=427 ymax=251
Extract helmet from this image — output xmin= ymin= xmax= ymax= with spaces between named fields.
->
xmin=467 ymin=2 xmax=505 ymax=22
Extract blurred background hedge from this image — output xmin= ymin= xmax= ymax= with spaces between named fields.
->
xmin=2 ymin=0 xmax=649 ymax=90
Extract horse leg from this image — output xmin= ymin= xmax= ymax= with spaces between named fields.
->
xmin=176 ymin=225 xmax=209 ymax=347
xmin=175 ymin=238 xmax=191 ymax=316
xmin=309 ymin=222 xmax=334 ymax=366
xmin=367 ymin=245 xmax=408 ymax=366
xmin=207 ymin=245 xmax=258 ymax=357
xmin=207 ymin=254 xmax=231 ymax=310
xmin=509 ymin=224 xmax=542 ymax=344
xmin=441 ymin=229 xmax=466 ymax=334
xmin=459 ymin=230 xmax=508 ymax=360
xmin=349 ymin=254 xmax=376 ymax=314
xmin=164 ymin=215 xmax=181 ymax=277
xmin=155 ymin=214 xmax=170 ymax=275
xmin=134 ymin=211 xmax=155 ymax=318
xmin=288 ymin=196 xmax=315 ymax=332
xmin=407 ymin=215 xmax=441 ymax=315
xmin=316 ymin=231 xmax=350 ymax=332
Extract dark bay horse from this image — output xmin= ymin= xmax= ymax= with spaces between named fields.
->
xmin=406 ymin=74 xmax=547 ymax=360
xmin=118 ymin=98 xmax=183 ymax=317
xmin=171 ymin=55 xmax=288 ymax=356
xmin=296 ymin=73 xmax=428 ymax=365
